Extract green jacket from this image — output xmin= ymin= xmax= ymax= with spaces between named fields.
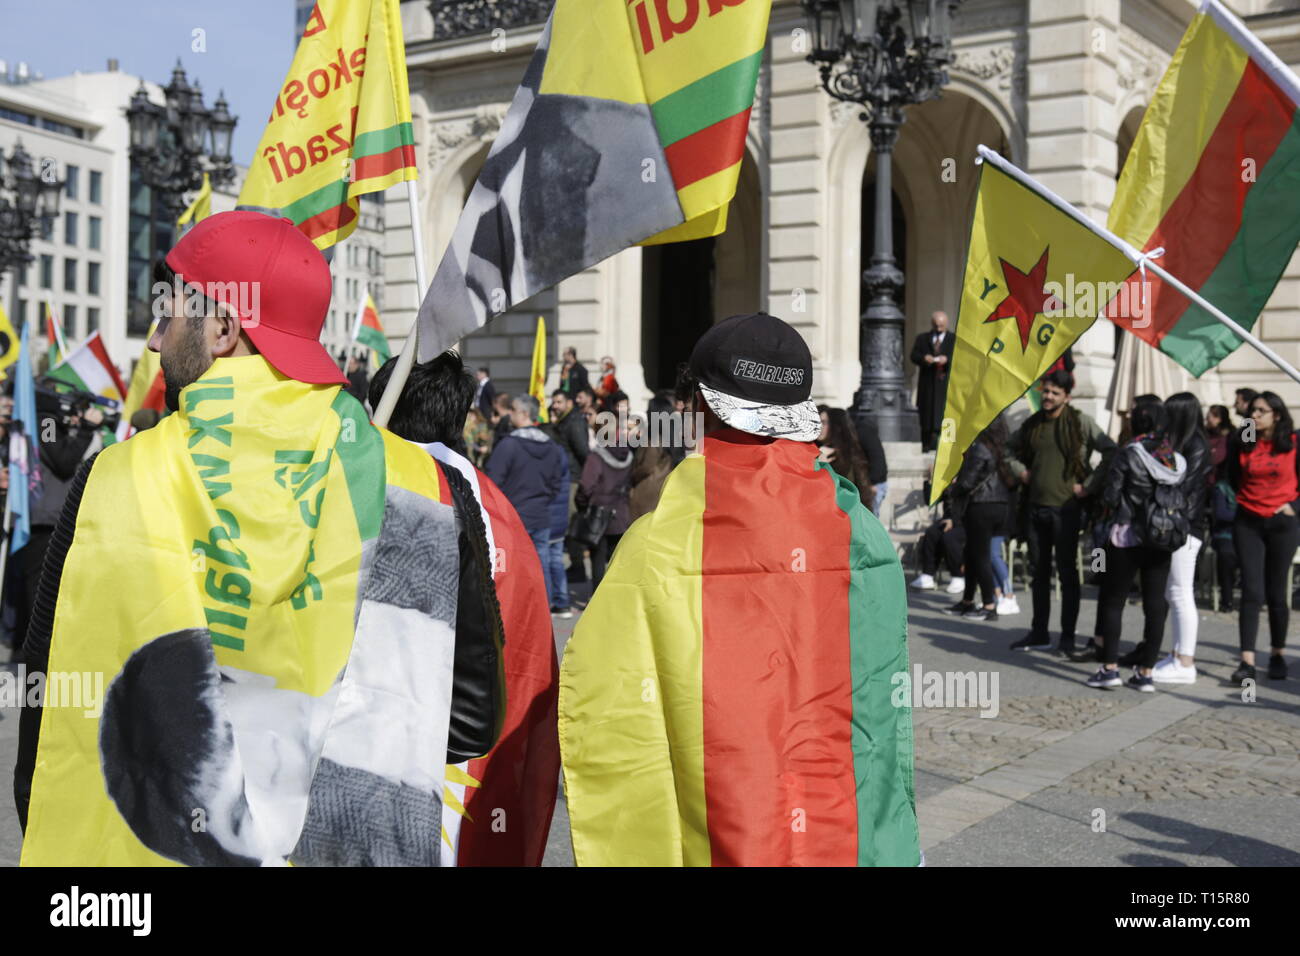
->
xmin=1007 ymin=407 xmax=1116 ymax=508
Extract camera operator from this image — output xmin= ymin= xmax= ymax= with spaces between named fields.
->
xmin=11 ymin=391 xmax=102 ymax=660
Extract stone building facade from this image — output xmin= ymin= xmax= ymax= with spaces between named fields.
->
xmin=385 ymin=0 xmax=1300 ymax=433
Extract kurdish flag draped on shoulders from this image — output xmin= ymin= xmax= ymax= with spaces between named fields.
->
xmin=931 ymin=150 xmax=1137 ymax=503
xmin=238 ymin=0 xmax=416 ymax=248
xmin=1107 ymin=0 xmax=1300 ymax=376
xmin=415 ymin=0 xmax=770 ymax=360
xmin=560 ymin=314 xmax=918 ymax=867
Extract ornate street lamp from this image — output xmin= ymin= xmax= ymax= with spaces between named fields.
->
xmin=0 ymin=140 xmax=65 ymax=321
xmin=802 ymin=0 xmax=963 ymax=443
xmin=125 ymin=61 xmax=237 ymax=220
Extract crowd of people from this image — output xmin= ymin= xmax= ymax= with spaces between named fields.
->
xmin=910 ymin=372 xmax=1299 ymax=689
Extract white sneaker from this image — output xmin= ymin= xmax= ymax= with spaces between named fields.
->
xmin=996 ymin=596 xmax=1020 ymax=615
xmin=910 ymin=573 xmax=937 ymax=590
xmin=1152 ymin=656 xmax=1197 ymax=684
xmin=945 ymin=576 xmax=967 ymax=594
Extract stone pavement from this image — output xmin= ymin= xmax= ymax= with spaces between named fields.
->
xmin=2 ymin=582 xmax=1296 ymax=867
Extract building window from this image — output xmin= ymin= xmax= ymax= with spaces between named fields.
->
xmin=40 ymin=216 xmax=54 ymax=241
xmin=65 ymin=164 xmax=79 ymax=200
xmin=40 ymin=254 xmax=53 ymax=289
xmin=64 ymin=258 xmax=77 ymax=292
xmin=89 ymin=216 xmax=102 ymax=250
xmin=126 ymin=164 xmax=176 ymax=337
xmin=89 ymin=170 xmax=103 ymax=204
xmin=88 ymin=307 xmax=100 ymax=333
xmin=88 ymin=261 xmax=101 ymax=296
xmin=64 ymin=305 xmax=77 ymax=338
xmin=65 ymin=211 xmax=78 ymax=246
xmin=16 ymin=300 xmax=26 ymax=326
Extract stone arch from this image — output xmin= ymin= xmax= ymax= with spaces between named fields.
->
xmin=824 ymin=85 xmax=1015 ymax=407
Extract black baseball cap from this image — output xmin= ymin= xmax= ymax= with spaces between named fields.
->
xmin=688 ymin=313 xmax=820 ymax=441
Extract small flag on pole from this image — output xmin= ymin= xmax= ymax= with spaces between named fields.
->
xmin=45 ymin=300 xmax=68 ymax=367
xmin=0 ymin=302 xmax=19 ymax=374
xmin=351 ymin=289 xmax=391 ymax=371
xmin=9 ymin=321 xmax=40 ymax=553
xmin=237 ymin=0 xmax=418 ymax=250
xmin=530 ymin=316 xmax=548 ymax=424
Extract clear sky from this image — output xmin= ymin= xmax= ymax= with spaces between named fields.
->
xmin=0 ymin=0 xmax=298 ymax=163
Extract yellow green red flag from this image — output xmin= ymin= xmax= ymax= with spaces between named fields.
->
xmin=351 ymin=289 xmax=391 ymax=370
xmin=1106 ymin=0 xmax=1300 ymax=376
xmin=931 ymin=152 xmax=1137 ymax=504
xmin=238 ymin=0 xmax=417 ymax=249
xmin=0 ymin=302 xmax=18 ymax=373
xmin=20 ymin=356 xmax=459 ymax=866
xmin=415 ymin=0 xmax=770 ymax=361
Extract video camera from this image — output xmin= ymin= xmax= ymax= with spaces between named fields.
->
xmin=35 ymin=382 xmax=122 ymax=434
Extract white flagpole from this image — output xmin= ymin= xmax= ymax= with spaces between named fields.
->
xmin=977 ymin=145 xmax=1300 ymax=388
xmin=46 ymin=297 xmax=70 ymax=358
xmin=349 ymin=282 xmax=369 ymax=345
xmin=372 ymin=180 xmax=428 ymax=427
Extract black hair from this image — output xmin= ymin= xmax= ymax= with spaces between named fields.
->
xmin=1164 ymin=392 xmax=1204 ymax=454
xmin=577 ymin=385 xmax=597 ymax=404
xmin=673 ymin=363 xmax=696 ymax=406
xmin=1236 ymin=387 xmax=1259 ymax=406
xmin=152 ymin=258 xmax=218 ymax=331
xmin=477 ymin=366 xmax=490 ymax=375
xmin=1133 ymin=393 xmax=1160 ymax=407
xmin=1042 ymin=368 xmax=1074 ymax=394
xmin=1130 ymin=398 xmax=1167 ymax=437
xmin=1251 ymin=391 xmax=1295 ymax=454
xmin=1207 ymin=404 xmax=1233 ymax=436
xmin=552 ymin=388 xmax=571 ymax=401
xmin=369 ymin=349 xmax=475 ymax=447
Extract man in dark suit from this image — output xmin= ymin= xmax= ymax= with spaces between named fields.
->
xmin=910 ymin=310 xmax=955 ymax=453
xmin=475 ymin=367 xmax=497 ymax=420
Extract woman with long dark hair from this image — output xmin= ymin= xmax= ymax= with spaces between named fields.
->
xmin=1227 ymin=392 xmax=1300 ymax=682
xmin=816 ymin=406 xmax=874 ymax=507
xmin=1152 ymin=393 xmax=1212 ymax=685
xmin=1087 ymin=401 xmax=1186 ymax=692
xmin=944 ymin=416 xmax=1014 ymax=621
xmin=1205 ymin=404 xmax=1239 ymax=611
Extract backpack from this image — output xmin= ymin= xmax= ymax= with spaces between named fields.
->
xmin=1141 ymin=482 xmax=1190 ymax=552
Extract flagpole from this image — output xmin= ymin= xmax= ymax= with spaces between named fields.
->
xmin=372 ymin=180 xmax=427 ymax=428
xmin=349 ymin=282 xmax=368 ymax=345
xmin=976 ymin=145 xmax=1300 ymax=389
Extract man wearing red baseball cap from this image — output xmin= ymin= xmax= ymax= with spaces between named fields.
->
xmin=16 ymin=212 xmax=506 ymax=867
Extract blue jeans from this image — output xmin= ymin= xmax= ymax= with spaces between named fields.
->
xmin=546 ymin=536 xmax=570 ymax=610
xmin=528 ymin=528 xmax=552 ymax=607
xmin=990 ymin=535 xmax=1012 ymax=595
xmin=872 ymin=481 xmax=889 ymax=518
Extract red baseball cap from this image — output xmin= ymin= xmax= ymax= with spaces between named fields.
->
xmin=165 ymin=210 xmax=346 ymax=385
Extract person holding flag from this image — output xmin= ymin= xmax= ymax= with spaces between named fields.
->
xmin=15 ymin=211 xmax=504 ymax=866
xmin=368 ymin=350 xmax=561 ymax=867
xmin=560 ymin=313 xmax=919 ymax=867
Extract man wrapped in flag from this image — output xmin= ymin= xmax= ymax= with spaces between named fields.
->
xmin=16 ymin=211 xmax=505 ymax=866
xmin=560 ymin=313 xmax=919 ymax=867
xmin=416 ymin=0 xmax=770 ymax=360
xmin=368 ymin=351 xmax=561 ymax=867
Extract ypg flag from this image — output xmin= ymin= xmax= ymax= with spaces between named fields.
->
xmin=1107 ymin=0 xmax=1300 ymax=376
xmin=415 ymin=0 xmax=770 ymax=361
xmin=21 ymin=356 xmax=460 ymax=866
xmin=176 ymin=172 xmax=212 ymax=229
xmin=931 ymin=152 xmax=1137 ymax=504
xmin=560 ymin=431 xmax=918 ymax=866
xmin=351 ymin=290 xmax=391 ymax=369
xmin=116 ymin=325 xmax=167 ymax=441
xmin=238 ymin=0 xmax=417 ymax=249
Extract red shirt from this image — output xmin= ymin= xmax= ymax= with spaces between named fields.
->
xmin=1236 ymin=434 xmax=1299 ymax=518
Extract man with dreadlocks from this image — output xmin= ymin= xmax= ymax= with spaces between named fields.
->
xmin=1006 ymin=369 xmax=1116 ymax=655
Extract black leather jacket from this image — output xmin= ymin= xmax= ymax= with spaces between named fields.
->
xmin=950 ymin=441 xmax=1013 ymax=516
xmin=1101 ymin=438 xmax=1187 ymax=540
xmin=14 ymin=454 xmax=506 ymax=831
xmin=1176 ymin=432 xmax=1213 ymax=538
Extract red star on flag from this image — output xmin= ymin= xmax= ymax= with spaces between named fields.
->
xmin=984 ymin=247 xmax=1056 ymax=350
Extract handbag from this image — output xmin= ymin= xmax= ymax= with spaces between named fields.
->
xmin=568 ymin=503 xmax=616 ymax=548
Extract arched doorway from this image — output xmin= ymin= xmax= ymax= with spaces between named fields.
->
xmin=640 ymin=152 xmax=763 ymax=392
